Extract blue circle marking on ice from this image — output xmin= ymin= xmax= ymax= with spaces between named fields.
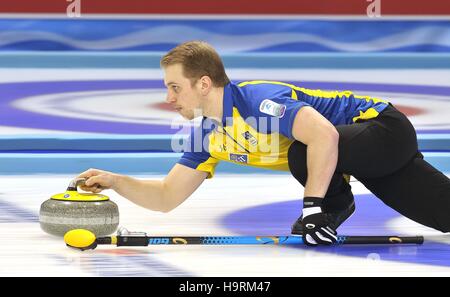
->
xmin=221 ymin=193 xmax=450 ymax=267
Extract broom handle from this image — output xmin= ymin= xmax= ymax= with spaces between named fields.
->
xmin=96 ymin=235 xmax=424 ymax=246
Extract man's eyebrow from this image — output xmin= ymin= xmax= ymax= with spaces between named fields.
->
xmin=166 ymin=82 xmax=177 ymax=86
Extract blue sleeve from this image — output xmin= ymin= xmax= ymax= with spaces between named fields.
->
xmin=177 ymin=125 xmax=219 ymax=179
xmin=249 ymin=96 xmax=310 ymax=139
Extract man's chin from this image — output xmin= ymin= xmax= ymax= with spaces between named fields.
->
xmin=180 ymin=112 xmax=201 ymax=121
xmin=180 ymin=113 xmax=194 ymax=120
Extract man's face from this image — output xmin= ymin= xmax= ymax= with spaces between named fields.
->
xmin=163 ymin=64 xmax=202 ymax=120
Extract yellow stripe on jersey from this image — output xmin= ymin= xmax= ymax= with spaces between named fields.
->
xmin=238 ymin=80 xmax=389 ymax=124
xmin=238 ymin=80 xmax=299 ymax=90
xmin=238 ymin=80 xmax=388 ymax=105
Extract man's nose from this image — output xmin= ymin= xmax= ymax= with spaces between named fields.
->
xmin=166 ymin=92 xmax=176 ymax=104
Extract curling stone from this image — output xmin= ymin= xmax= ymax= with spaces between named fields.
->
xmin=39 ymin=178 xmax=119 ymax=237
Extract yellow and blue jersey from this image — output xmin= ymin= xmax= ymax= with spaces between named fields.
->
xmin=178 ymin=80 xmax=389 ymax=178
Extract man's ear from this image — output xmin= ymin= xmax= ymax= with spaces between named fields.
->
xmin=199 ymin=76 xmax=212 ymax=95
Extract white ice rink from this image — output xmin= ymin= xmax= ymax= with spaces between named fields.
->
xmin=1 ymin=174 xmax=449 ymax=277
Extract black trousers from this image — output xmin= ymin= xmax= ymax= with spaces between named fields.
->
xmin=287 ymin=104 xmax=450 ymax=232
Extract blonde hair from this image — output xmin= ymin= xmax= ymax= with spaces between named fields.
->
xmin=160 ymin=41 xmax=230 ymax=87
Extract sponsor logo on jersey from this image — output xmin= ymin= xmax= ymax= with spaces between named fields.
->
xmin=259 ymin=99 xmax=286 ymax=118
xmin=242 ymin=131 xmax=258 ymax=146
xmin=229 ymin=153 xmax=248 ymax=164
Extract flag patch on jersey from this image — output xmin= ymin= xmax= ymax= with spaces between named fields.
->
xmin=229 ymin=153 xmax=248 ymax=164
xmin=259 ymin=99 xmax=286 ymax=118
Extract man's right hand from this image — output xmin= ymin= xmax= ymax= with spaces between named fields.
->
xmin=301 ymin=197 xmax=338 ymax=246
xmin=77 ymin=168 xmax=120 ymax=193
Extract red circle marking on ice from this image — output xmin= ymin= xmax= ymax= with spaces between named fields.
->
xmin=394 ymin=105 xmax=426 ymax=116
xmin=149 ymin=102 xmax=175 ymax=112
